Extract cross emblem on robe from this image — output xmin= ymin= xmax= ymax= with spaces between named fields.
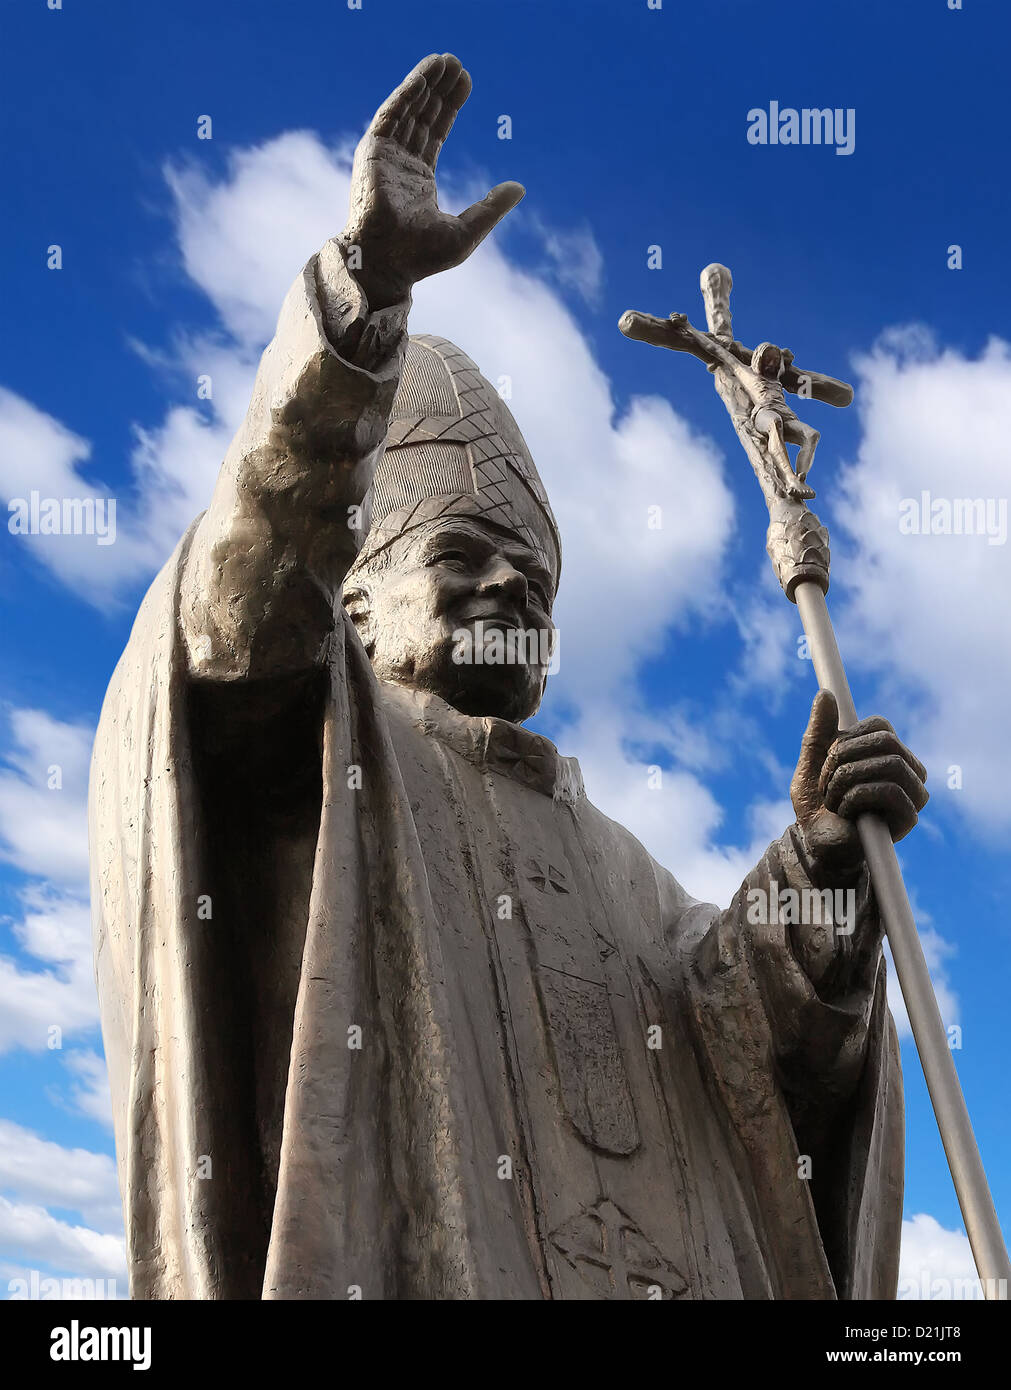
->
xmin=525 ymin=856 xmax=569 ymax=894
xmin=550 ymin=1198 xmax=688 ymax=1299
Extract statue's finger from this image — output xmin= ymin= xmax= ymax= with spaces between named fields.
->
xmin=845 ymin=714 xmax=895 ymax=738
xmin=819 ymin=729 xmax=900 ymax=794
xmin=834 ymin=781 xmax=920 ymax=842
xmin=434 ymin=52 xmax=464 ymax=95
xmin=823 ymin=754 xmax=929 ymax=817
xmin=884 ymin=736 xmax=928 ymax=786
xmin=397 ymin=116 xmax=417 ymax=150
xmin=457 ymin=181 xmax=525 ymax=248
xmin=823 ymin=739 xmax=923 ymax=806
xmin=903 ymin=745 xmax=928 ymax=785
xmin=391 ymin=62 xmax=444 ymax=144
xmin=791 ymin=689 xmax=839 ymax=812
xmin=408 ymin=89 xmax=444 ymax=156
xmin=819 ymin=727 xmax=927 ymax=797
xmin=415 ymin=56 xmax=465 ymax=143
xmin=411 ymin=58 xmax=465 ymax=158
xmin=371 ymin=73 xmax=425 ymax=137
xmin=423 ymin=68 xmax=472 ymax=167
xmin=371 ymin=56 xmax=442 ymax=137
xmin=819 ymin=728 xmax=912 ymax=794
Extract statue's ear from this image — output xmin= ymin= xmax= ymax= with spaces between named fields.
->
xmin=341 ymin=583 xmax=375 ymax=655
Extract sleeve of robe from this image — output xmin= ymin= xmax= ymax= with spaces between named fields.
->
xmin=89 ymin=249 xmax=481 ymax=1300
xmin=179 ymin=239 xmax=409 ymax=681
xmin=654 ymin=823 xmax=904 ymax=1300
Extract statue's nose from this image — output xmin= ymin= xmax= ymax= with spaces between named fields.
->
xmin=479 ymin=558 xmax=527 ymax=603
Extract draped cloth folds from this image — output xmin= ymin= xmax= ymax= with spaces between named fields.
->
xmin=91 ymin=522 xmax=476 ymax=1299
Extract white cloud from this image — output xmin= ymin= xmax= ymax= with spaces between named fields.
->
xmin=166 ymin=132 xmax=353 ymax=349
xmin=0 ymin=887 xmax=99 ymax=1053
xmin=0 ymin=706 xmax=100 ymax=1053
xmin=0 ymin=708 xmax=101 ymax=1053
xmin=0 ymin=1121 xmax=125 ymax=1288
xmin=0 ymin=379 xmax=245 ymax=605
xmin=0 ymin=389 xmax=119 ymax=595
xmin=0 ymin=1121 xmax=122 ymax=1234
xmin=898 ymin=1213 xmax=991 ymax=1299
xmin=0 ymin=708 xmax=91 ymax=884
xmin=0 ymin=388 xmax=93 ymax=500
xmin=834 ymin=330 xmax=1011 ymax=837
xmin=0 ymin=1197 xmax=125 ymax=1282
xmin=125 ymin=398 xmax=238 ymax=565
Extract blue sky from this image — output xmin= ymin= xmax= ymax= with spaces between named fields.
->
xmin=1 ymin=0 xmax=1009 ymax=1297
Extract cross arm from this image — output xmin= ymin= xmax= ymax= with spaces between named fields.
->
xmin=618 ymin=310 xmax=854 ymax=408
xmin=617 ymin=309 xmax=719 ymax=365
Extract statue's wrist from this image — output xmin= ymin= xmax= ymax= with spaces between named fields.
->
xmin=794 ymin=820 xmax=864 ymax=890
xmin=336 ymin=228 xmax=412 ymax=313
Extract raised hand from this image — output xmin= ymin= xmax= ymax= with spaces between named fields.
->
xmin=342 ymin=53 xmax=524 ymax=310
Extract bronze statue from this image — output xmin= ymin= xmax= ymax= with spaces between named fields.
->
xmin=90 ymin=54 xmax=929 ymax=1300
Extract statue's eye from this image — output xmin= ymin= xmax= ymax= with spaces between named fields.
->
xmin=528 ymin=582 xmax=549 ymax=609
xmin=432 ymin=549 xmax=471 ymax=570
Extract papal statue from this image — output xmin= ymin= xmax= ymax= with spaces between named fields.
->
xmin=89 ymin=54 xmax=928 ymax=1300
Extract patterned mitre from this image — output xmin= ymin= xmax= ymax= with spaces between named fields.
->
xmin=355 ymin=335 xmax=561 ymax=585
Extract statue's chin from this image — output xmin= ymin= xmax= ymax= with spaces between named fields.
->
xmin=425 ymin=657 xmax=546 ymax=722
xmin=396 ymin=662 xmax=543 ymax=723
xmin=370 ymin=639 xmax=545 ymax=724
xmin=436 ymin=672 xmax=543 ymax=724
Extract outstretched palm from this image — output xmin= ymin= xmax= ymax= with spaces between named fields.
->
xmin=343 ymin=53 xmax=524 ymax=310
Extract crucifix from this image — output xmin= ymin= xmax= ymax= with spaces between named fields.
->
xmin=619 ymin=265 xmax=1011 ymax=1297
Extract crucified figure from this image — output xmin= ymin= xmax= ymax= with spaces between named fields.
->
xmin=664 ymin=311 xmax=818 ymax=500
xmin=704 ymin=331 xmax=819 ymax=500
xmin=621 ymin=265 xmax=853 ymax=509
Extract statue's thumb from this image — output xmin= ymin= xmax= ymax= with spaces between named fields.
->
xmin=791 ymin=688 xmax=839 ymax=819
xmin=458 ymin=181 xmax=526 ymax=246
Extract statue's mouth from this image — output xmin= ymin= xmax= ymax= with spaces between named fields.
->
xmin=458 ymin=610 xmax=524 ymax=631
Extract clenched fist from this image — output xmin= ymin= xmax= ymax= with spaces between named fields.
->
xmin=791 ymin=690 xmax=929 ymax=879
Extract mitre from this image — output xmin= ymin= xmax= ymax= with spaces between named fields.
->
xmin=353 ymin=335 xmax=561 ymax=586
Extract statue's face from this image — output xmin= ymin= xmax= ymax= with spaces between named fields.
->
xmin=759 ymin=345 xmax=782 ymax=377
xmin=344 ymin=517 xmax=557 ymax=723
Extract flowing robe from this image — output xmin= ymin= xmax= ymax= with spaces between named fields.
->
xmin=89 ymin=242 xmax=903 ymax=1300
